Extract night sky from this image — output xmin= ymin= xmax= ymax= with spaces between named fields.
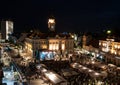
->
xmin=0 ymin=0 xmax=120 ymax=33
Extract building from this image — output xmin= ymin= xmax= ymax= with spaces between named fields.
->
xmin=99 ymin=38 xmax=120 ymax=65
xmin=48 ymin=17 xmax=55 ymax=32
xmin=0 ymin=20 xmax=13 ymax=40
xmin=99 ymin=38 xmax=120 ymax=55
xmin=23 ymin=16 xmax=74 ymax=60
xmin=24 ymin=31 xmax=74 ymax=60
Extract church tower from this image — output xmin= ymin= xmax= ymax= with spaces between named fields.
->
xmin=82 ymin=34 xmax=87 ymax=48
xmin=48 ymin=16 xmax=55 ymax=32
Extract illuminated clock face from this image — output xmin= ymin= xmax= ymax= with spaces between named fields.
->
xmin=51 ymin=26 xmax=54 ymax=29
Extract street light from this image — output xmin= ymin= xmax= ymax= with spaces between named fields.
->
xmin=107 ymin=30 xmax=111 ymax=34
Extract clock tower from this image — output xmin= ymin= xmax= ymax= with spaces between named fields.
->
xmin=48 ymin=17 xmax=55 ymax=32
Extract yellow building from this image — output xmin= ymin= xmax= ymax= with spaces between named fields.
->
xmin=24 ymin=32 xmax=74 ymax=59
xmin=99 ymin=38 xmax=120 ymax=55
xmin=99 ymin=38 xmax=120 ymax=65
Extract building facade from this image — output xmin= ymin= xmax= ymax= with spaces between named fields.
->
xmin=24 ymin=32 xmax=74 ymax=59
xmin=0 ymin=20 xmax=13 ymax=40
xmin=99 ymin=38 xmax=120 ymax=55
xmin=99 ymin=38 xmax=120 ymax=65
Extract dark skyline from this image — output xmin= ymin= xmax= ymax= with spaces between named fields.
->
xmin=0 ymin=0 xmax=120 ymax=33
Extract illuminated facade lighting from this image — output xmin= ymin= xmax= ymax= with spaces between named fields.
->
xmin=48 ymin=19 xmax=55 ymax=23
xmin=48 ymin=18 xmax=55 ymax=31
xmin=61 ymin=44 xmax=65 ymax=50
xmin=25 ymin=36 xmax=74 ymax=57
xmin=99 ymin=38 xmax=120 ymax=55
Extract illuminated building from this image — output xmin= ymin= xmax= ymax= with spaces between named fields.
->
xmin=0 ymin=20 xmax=13 ymax=40
xmin=99 ymin=38 xmax=120 ymax=55
xmin=99 ymin=38 xmax=120 ymax=65
xmin=24 ymin=32 xmax=74 ymax=60
xmin=48 ymin=17 xmax=55 ymax=32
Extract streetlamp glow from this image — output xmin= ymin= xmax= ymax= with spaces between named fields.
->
xmin=107 ymin=30 xmax=111 ymax=34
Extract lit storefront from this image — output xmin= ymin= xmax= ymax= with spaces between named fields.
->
xmin=35 ymin=50 xmax=56 ymax=61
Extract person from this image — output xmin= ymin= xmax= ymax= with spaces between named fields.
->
xmin=18 ymin=79 xmax=23 ymax=85
xmin=69 ymin=56 xmax=73 ymax=63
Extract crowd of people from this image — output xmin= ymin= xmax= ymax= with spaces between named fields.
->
xmin=13 ymin=50 xmax=120 ymax=85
